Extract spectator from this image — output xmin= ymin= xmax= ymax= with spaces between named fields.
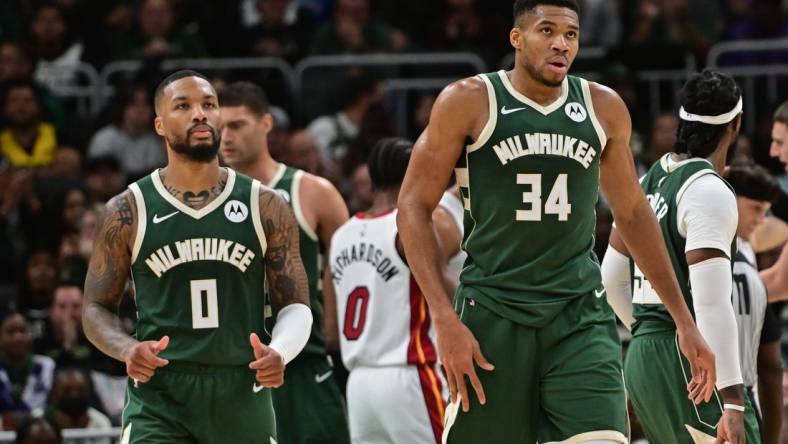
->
xmin=245 ymin=0 xmax=315 ymax=62
xmin=0 ymin=41 xmax=66 ymax=132
xmin=307 ymin=74 xmax=383 ymax=164
xmin=428 ymin=0 xmax=504 ymax=63
xmin=630 ymin=0 xmax=723 ymax=61
xmin=578 ymin=0 xmax=622 ymax=47
xmin=30 ymin=4 xmax=84 ymax=97
xmin=14 ymin=417 xmax=61 ymax=444
xmin=0 ymin=311 xmax=55 ymax=424
xmin=43 ymin=368 xmax=111 ymax=443
xmin=282 ymin=129 xmax=323 ymax=177
xmin=308 ymin=0 xmax=402 ymax=54
xmin=346 ymin=163 xmax=373 ymax=214
xmin=83 ymin=156 xmax=124 ymax=205
xmin=34 ymin=284 xmax=91 ymax=369
xmin=770 ymin=101 xmax=788 ymax=192
xmin=87 ymin=85 xmax=165 ymax=182
xmin=0 ymin=79 xmax=58 ymax=169
xmin=645 ymin=112 xmax=679 ymax=164
xmin=19 ymin=250 xmax=57 ymax=341
xmin=111 ymin=0 xmax=206 ymax=60
xmin=55 ymin=187 xmax=87 ymax=266
xmin=408 ymin=92 xmax=435 ymax=139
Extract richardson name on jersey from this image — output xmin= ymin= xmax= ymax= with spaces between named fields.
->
xmin=331 ymin=241 xmax=400 ymax=285
xmin=492 ymin=133 xmax=597 ymax=168
xmin=144 ymin=238 xmax=256 ymax=278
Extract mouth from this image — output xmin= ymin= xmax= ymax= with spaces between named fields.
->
xmin=546 ymin=59 xmax=568 ymax=75
xmin=189 ymin=124 xmax=215 ymax=139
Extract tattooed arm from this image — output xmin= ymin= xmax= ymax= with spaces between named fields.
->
xmin=83 ymin=191 xmax=169 ymax=382
xmin=250 ymin=187 xmax=313 ymax=385
xmin=260 ymin=188 xmax=310 ymax=311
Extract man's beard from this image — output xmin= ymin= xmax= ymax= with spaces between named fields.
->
xmin=524 ymin=60 xmax=563 ymax=88
xmin=169 ymin=132 xmax=221 ymax=163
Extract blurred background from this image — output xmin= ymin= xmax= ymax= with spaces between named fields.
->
xmin=0 ymin=0 xmax=787 ymax=442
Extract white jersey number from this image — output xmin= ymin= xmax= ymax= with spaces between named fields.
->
xmin=516 ymin=173 xmax=572 ymax=221
xmin=190 ymin=279 xmax=219 ymax=329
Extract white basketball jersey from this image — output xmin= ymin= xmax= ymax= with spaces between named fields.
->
xmin=732 ymin=238 xmax=768 ymax=388
xmin=329 ymin=210 xmax=438 ymax=370
xmin=438 ymin=191 xmax=467 ymax=286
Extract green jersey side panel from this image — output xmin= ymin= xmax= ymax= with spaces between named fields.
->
xmin=267 ymin=165 xmax=326 ymax=357
xmin=456 ymin=71 xmax=606 ymax=327
xmin=129 ymin=169 xmax=267 ymax=366
xmin=631 ymin=155 xmax=735 ymax=334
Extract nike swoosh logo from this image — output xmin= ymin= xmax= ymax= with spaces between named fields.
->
xmin=315 ymin=370 xmax=333 ymax=383
xmin=501 ymin=106 xmax=526 ymax=115
xmin=152 ymin=211 xmax=179 ymax=224
xmin=594 ymin=289 xmax=606 ymax=298
xmin=253 ymin=383 xmax=265 ymax=393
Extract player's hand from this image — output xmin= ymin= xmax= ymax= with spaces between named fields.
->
xmin=677 ymin=325 xmax=716 ymax=404
xmin=716 ymin=409 xmax=745 ymax=444
xmin=249 ymin=333 xmax=285 ymax=388
xmin=123 ymin=336 xmax=169 ymax=383
xmin=435 ymin=314 xmax=494 ymax=413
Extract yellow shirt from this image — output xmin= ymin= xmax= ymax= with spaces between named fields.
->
xmin=0 ymin=122 xmax=57 ymax=168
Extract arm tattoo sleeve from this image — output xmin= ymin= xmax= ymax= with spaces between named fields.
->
xmin=260 ymin=189 xmax=311 ymax=311
xmin=82 ymin=191 xmax=139 ymax=361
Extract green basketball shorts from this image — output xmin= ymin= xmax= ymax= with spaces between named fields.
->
xmin=121 ymin=361 xmax=276 ymax=444
xmin=271 ymin=353 xmax=350 ymax=444
xmin=443 ymin=291 xmax=628 ymax=443
xmin=625 ymin=330 xmax=760 ymax=443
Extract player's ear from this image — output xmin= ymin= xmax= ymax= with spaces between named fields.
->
xmin=261 ymin=113 xmax=274 ymax=134
xmin=510 ymin=27 xmax=522 ymax=50
xmin=154 ymin=116 xmax=165 ymax=137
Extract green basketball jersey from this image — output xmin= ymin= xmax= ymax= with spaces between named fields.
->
xmin=129 ymin=168 xmax=267 ymax=366
xmin=456 ymin=70 xmax=607 ymax=327
xmin=631 ymin=154 xmax=735 ymax=335
xmin=266 ymin=164 xmax=326 ymax=358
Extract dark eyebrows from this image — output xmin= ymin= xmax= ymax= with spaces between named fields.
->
xmin=170 ymin=94 xmax=217 ymax=103
xmin=535 ymin=19 xmax=579 ymax=31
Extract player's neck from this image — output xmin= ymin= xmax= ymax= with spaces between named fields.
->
xmin=236 ymin=148 xmax=279 ymax=184
xmin=509 ymin=69 xmax=563 ymax=106
xmin=161 ymin=157 xmax=222 ymax=192
xmin=367 ymin=190 xmax=399 ymax=215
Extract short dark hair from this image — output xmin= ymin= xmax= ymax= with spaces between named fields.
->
xmin=513 ymin=0 xmax=579 ymax=24
xmin=368 ymin=137 xmax=412 ymax=190
xmin=219 ymin=81 xmax=270 ymax=117
xmin=154 ymin=69 xmax=210 ymax=109
xmin=727 ymin=159 xmax=781 ymax=203
xmin=774 ymin=100 xmax=788 ymax=125
xmin=675 ymin=69 xmax=741 ymax=159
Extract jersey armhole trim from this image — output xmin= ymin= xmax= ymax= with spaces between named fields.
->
xmin=128 ymin=183 xmax=146 ymax=264
xmin=580 ymin=78 xmax=608 ymax=151
xmin=251 ymin=180 xmax=268 ymax=255
xmin=466 ymin=75 xmax=497 ymax=153
xmin=292 ymin=170 xmax=319 ymax=241
xmin=675 ymin=170 xmax=730 ymax=238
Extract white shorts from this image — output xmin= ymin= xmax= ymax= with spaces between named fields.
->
xmin=347 ymin=364 xmax=447 ymax=444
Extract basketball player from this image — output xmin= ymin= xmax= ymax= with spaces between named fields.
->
xmin=601 ymin=70 xmax=755 ymax=443
xmin=82 ymin=70 xmax=313 ymax=443
xmin=727 ymin=161 xmax=783 ymax=444
xmin=219 ymin=81 xmax=351 ymax=444
xmin=397 ymin=1 xmax=716 ymax=442
xmin=329 ymin=137 xmax=457 ymax=444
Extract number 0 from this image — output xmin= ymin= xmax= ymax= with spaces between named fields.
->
xmin=191 ymin=279 xmax=219 ymax=329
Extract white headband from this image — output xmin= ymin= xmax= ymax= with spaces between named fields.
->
xmin=679 ymin=97 xmax=743 ymax=125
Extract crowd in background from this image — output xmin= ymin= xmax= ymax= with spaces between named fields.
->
xmin=0 ymin=0 xmax=787 ymax=441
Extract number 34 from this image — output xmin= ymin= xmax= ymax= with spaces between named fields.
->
xmin=516 ymin=173 xmax=571 ymax=221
